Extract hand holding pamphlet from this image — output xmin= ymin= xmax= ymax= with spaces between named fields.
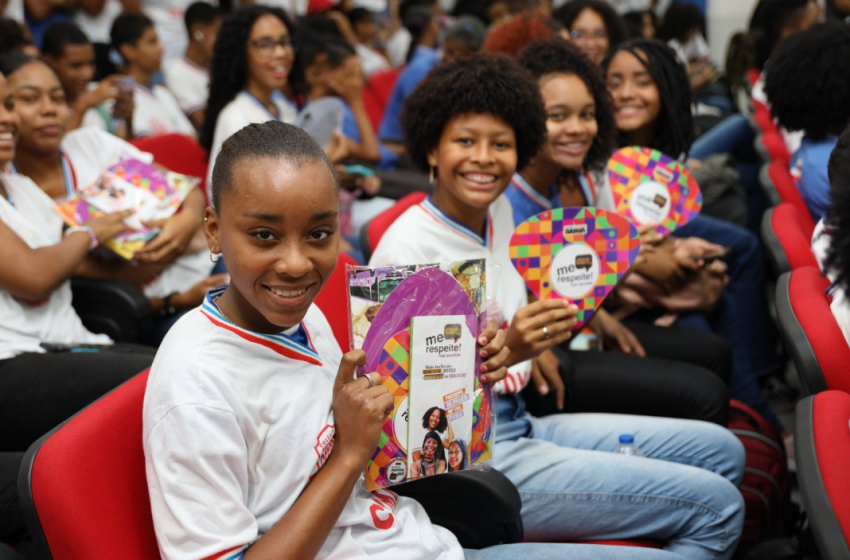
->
xmin=54 ymin=158 xmax=198 ymax=259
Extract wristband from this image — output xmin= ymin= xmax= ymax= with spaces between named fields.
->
xmin=65 ymin=225 xmax=99 ymax=251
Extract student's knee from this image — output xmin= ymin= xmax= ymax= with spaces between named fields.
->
xmin=696 ymin=422 xmax=746 ymax=486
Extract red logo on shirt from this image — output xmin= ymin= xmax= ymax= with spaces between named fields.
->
xmin=369 ymin=488 xmax=397 ymax=530
xmin=314 ymin=424 xmax=335 ymax=471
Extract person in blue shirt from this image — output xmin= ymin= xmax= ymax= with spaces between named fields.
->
xmin=379 ymin=11 xmax=485 ymax=150
xmin=764 ymin=21 xmax=850 ymax=221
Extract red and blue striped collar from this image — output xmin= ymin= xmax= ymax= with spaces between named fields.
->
xmin=510 ymin=173 xmax=553 ymax=210
xmin=9 ymin=152 xmax=77 ymax=199
xmin=200 ymin=287 xmax=322 ymax=366
xmin=511 ymin=169 xmax=596 ymax=209
xmin=419 ymin=195 xmax=493 ymax=248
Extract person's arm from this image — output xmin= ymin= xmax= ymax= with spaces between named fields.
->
xmin=0 ymin=210 xmax=133 ymax=300
xmin=68 ymin=77 xmax=124 ymax=132
xmin=503 ymin=299 xmax=579 ymax=367
xmin=23 ymin=0 xmax=64 ymax=21
xmin=188 ymin=109 xmax=205 ymax=132
xmin=409 ymin=461 xmax=421 ymax=479
xmin=329 ymin=59 xmax=382 ymax=163
xmin=243 ymin=351 xmax=393 ymax=560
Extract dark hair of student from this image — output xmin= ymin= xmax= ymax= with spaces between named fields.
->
xmin=827 ymin=125 xmax=850 ymax=293
xmin=0 ymin=18 xmax=34 ymax=57
xmin=518 ymin=37 xmax=617 ymax=172
xmin=211 ymin=121 xmax=339 ymax=211
xmin=421 ymin=406 xmax=448 ymax=432
xmin=400 ymin=53 xmax=547 ymax=174
xmin=403 ymin=5 xmax=436 ymax=64
xmin=763 ymin=21 xmax=850 ymax=140
xmin=185 ymin=1 xmax=222 ymax=33
xmin=749 ymin=0 xmax=812 ymax=71
xmin=346 ymin=7 xmax=374 ymax=28
xmin=602 ymin=39 xmax=694 ymax=159
xmin=201 ymin=5 xmax=297 ymax=153
xmin=0 ymin=53 xmax=44 ymax=78
xmin=110 ymin=12 xmax=155 ymax=51
xmin=553 ymin=0 xmax=628 ymax=52
xmin=656 ymin=2 xmax=705 ymax=44
xmin=42 ymin=22 xmax=90 ymax=59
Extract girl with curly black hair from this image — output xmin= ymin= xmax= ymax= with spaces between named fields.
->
xmin=812 ymin=124 xmax=850 ymax=345
xmin=369 ymin=52 xmax=746 ymax=558
xmin=765 ymin=21 xmax=850 ymax=221
xmin=604 ymin=39 xmax=785 ymax=431
xmin=202 ymin=6 xmax=306 ymax=188
xmin=553 ymin=0 xmax=627 ymax=65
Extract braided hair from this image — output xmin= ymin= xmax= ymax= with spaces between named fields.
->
xmin=201 ymin=5 xmax=296 ymax=153
xmin=602 ymin=39 xmax=694 ymax=159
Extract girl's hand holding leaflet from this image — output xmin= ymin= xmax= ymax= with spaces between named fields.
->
xmin=478 ymin=319 xmax=509 ymax=384
xmin=84 ymin=209 xmax=135 ymax=243
xmin=332 ymin=350 xmax=395 ymax=469
xmin=504 ymin=299 xmax=579 ymax=367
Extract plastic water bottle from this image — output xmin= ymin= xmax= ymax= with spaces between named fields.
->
xmin=613 ymin=434 xmax=644 ymax=457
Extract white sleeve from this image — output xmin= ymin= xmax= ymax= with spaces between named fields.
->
xmin=145 ymin=404 xmax=257 ymax=560
xmin=65 ymin=128 xmax=154 ymax=165
xmin=159 ymin=87 xmax=198 ymax=136
xmin=164 ymin=64 xmax=204 ymax=115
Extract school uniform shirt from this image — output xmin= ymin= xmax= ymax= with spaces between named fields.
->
xmin=60 ymin=128 xmax=214 ymax=298
xmin=368 ymin=194 xmax=533 ymax=395
xmin=340 ymin=100 xmax=398 ymax=169
xmin=74 ymin=0 xmax=122 ymax=43
xmin=811 ymin=218 xmax=850 ymax=346
xmin=143 ymin=0 xmax=217 ymax=63
xmin=378 ymin=47 xmax=438 ymax=143
xmin=790 ymin=134 xmax=838 ymax=221
xmin=504 ymin=169 xmax=613 ymax=227
xmin=207 ymin=91 xmax=297 ymax=189
xmin=129 ymin=82 xmax=196 ymax=139
xmin=1 ymin=0 xmax=23 ymax=21
xmin=0 ymin=173 xmax=111 ymax=359
xmin=356 ymin=43 xmax=392 ymax=78
xmin=164 ymin=57 xmax=210 ymax=117
xmin=143 ymin=292 xmax=463 ymax=560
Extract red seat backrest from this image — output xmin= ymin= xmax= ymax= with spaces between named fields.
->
xmin=772 ymin=203 xmax=818 ymax=270
xmin=368 ymin=68 xmax=402 ymax=109
xmin=130 ymin=134 xmax=210 ymax=199
xmin=752 ymin=101 xmax=777 ymax=136
xmin=746 ymin=68 xmax=761 ymax=88
xmin=768 ymin=160 xmax=815 ymax=232
xmin=24 ymin=370 xmax=159 ymax=560
xmin=760 ymin=130 xmax=791 ymax=166
xmin=365 ymin=191 xmax=427 ymax=256
xmin=314 ymin=252 xmax=359 ymax=352
xmin=788 ymin=267 xmax=850 ymax=393
xmin=812 ymin=391 xmax=850 ymax=547
xmin=362 ymin=85 xmax=384 ymax=131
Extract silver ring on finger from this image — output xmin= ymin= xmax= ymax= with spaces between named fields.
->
xmin=365 ymin=374 xmax=375 ymax=389
xmin=542 ymin=325 xmax=550 ymax=340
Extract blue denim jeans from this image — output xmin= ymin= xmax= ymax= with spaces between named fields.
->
xmin=465 ymin=543 xmax=683 ymax=559
xmin=673 ymin=214 xmax=782 ymax=428
xmin=489 ymin=394 xmax=745 ymax=560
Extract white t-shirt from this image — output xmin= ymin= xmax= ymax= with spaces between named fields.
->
xmin=60 ymin=128 xmax=213 ymax=297
xmin=368 ymin=195 xmax=533 ymax=394
xmin=74 ymin=0 xmax=122 ymax=43
xmin=207 ymin=91 xmax=296 ymax=190
xmin=0 ymin=173 xmax=111 ymax=359
xmin=386 ymin=28 xmax=412 ymax=68
xmin=1 ymin=0 xmax=23 ymax=21
xmin=811 ymin=218 xmax=850 ymax=346
xmin=164 ymin=57 xmax=209 ymax=116
xmin=143 ymin=293 xmax=463 ymax=560
xmin=129 ymin=83 xmax=196 ymax=139
xmin=143 ymin=0 xmax=216 ymax=63
xmin=251 ymin=0 xmax=307 ymax=18
xmin=356 ymin=43 xmax=392 ymax=78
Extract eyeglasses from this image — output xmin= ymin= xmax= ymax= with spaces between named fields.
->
xmin=249 ymin=35 xmax=294 ymax=58
xmin=570 ymin=29 xmax=608 ymax=41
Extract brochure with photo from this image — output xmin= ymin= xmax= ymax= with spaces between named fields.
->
xmin=347 ymin=260 xmax=494 ymax=490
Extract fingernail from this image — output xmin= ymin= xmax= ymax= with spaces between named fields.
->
xmin=539 ymin=385 xmax=549 ymax=394
xmin=479 ymin=336 xmax=488 ymax=345
xmin=480 ymin=349 xmax=488 ymax=358
xmin=480 ymin=364 xmax=488 ymax=373
xmin=568 ymin=304 xmax=579 ymax=312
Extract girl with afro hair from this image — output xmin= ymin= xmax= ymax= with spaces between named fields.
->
xmin=765 ymin=21 xmax=850 ymax=221
xmin=509 ymin=37 xmax=731 ymax=425
xmin=369 ymin=52 xmax=746 ymax=558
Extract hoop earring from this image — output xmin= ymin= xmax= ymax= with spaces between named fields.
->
xmin=210 ymin=251 xmax=221 ymax=263
xmin=429 ymin=166 xmax=435 ymax=184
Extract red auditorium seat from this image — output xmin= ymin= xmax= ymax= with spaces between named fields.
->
xmin=745 ymin=69 xmax=761 ymax=89
xmin=795 ymin=391 xmax=850 ymax=559
xmin=314 ymin=251 xmax=359 ymax=352
xmin=360 ymin=191 xmax=427 ymax=262
xmin=752 ymin=101 xmax=777 ymax=136
xmin=761 ymin=160 xmax=815 ymax=232
xmin=758 ymin=130 xmax=791 ymax=166
xmin=368 ymin=68 xmax=402 ymax=110
xmin=130 ymin=133 xmax=210 ymax=198
xmin=19 ymin=369 xmax=159 ymax=560
xmin=776 ymin=267 xmax=850 ymax=396
xmin=761 ymin=203 xmax=818 ymax=275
